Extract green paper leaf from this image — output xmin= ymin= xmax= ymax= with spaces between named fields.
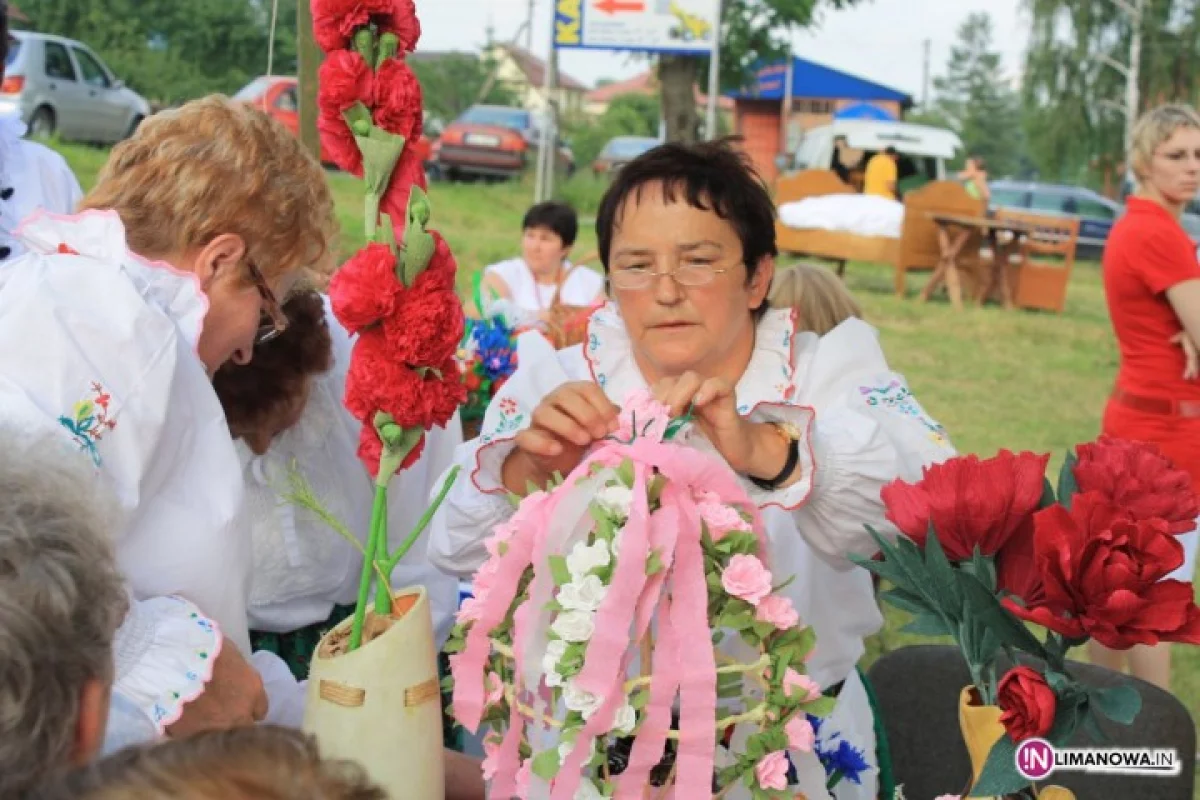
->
xmin=957 ymin=570 xmax=1048 ymax=660
xmin=803 ymin=695 xmax=836 ymax=717
xmin=548 ymin=555 xmax=571 ymax=586
xmin=400 ymin=186 xmax=435 ymax=286
xmin=879 ymin=586 xmax=932 ymax=617
xmin=901 ymin=612 xmax=954 ymax=637
xmin=1058 ymin=452 xmax=1079 ymax=510
xmin=971 ymin=733 xmax=1025 ymax=796
xmin=646 ymin=549 xmax=664 ymax=576
xmin=1040 ymin=475 xmax=1057 ymax=509
xmin=1089 ymin=683 xmax=1142 ymax=726
xmin=376 ymin=32 xmax=399 ymax=69
xmin=616 ymin=459 xmax=635 ymax=488
xmin=531 ymin=749 xmax=561 ymax=781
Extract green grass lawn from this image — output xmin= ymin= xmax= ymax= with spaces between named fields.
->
xmin=54 ymin=142 xmax=1199 ymax=773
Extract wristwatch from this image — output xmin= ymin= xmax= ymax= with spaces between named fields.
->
xmin=748 ymin=422 xmax=803 ymax=491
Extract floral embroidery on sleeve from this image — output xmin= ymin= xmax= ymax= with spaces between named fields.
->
xmin=58 ymin=382 xmax=117 ymax=466
xmin=480 ymin=396 xmax=526 ymax=444
xmin=860 ymin=379 xmax=948 ymax=446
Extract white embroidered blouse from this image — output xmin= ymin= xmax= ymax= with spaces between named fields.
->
xmin=241 ymin=299 xmax=461 ymax=647
xmin=0 ymin=111 xmax=83 ymax=260
xmin=0 ymin=210 xmax=244 ymax=730
xmin=429 ymin=304 xmax=955 ymax=691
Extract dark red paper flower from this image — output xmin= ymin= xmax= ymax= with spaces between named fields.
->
xmin=997 ymin=666 xmax=1056 ymax=742
xmin=318 ymin=49 xmax=373 ymax=116
xmin=1074 ymin=436 xmax=1200 ymax=534
xmin=379 ymin=148 xmax=429 ymax=228
xmin=388 ymin=360 xmax=467 ymax=431
xmin=383 ymin=270 xmax=464 ymax=366
xmin=421 ymin=232 xmax=459 ymax=293
xmin=312 ymin=0 xmax=404 ymax=53
xmin=358 ymin=423 xmax=425 ymax=477
xmin=344 ymin=331 xmax=464 ymax=432
xmin=318 ymin=109 xmax=363 ymax=176
xmin=1004 ymin=492 xmax=1200 ymax=648
xmin=373 ymin=57 xmax=423 ymax=143
xmin=386 ymin=0 xmax=421 ymax=52
xmin=328 ymin=243 xmax=401 ymax=334
xmin=881 ymin=451 xmax=1051 ymax=561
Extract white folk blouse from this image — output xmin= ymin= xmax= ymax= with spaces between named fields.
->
xmin=0 ymin=210 xmax=245 ymax=731
xmin=429 ymin=303 xmax=956 ymax=799
xmin=0 ymin=111 xmax=83 ymax=260
xmin=241 ymin=299 xmax=462 ymax=648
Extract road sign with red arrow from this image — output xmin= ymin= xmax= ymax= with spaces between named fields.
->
xmin=595 ymin=0 xmax=644 ymax=12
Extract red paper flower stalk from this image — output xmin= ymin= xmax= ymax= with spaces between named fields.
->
xmin=853 ymin=437 xmax=1200 ymax=795
xmin=312 ymin=0 xmax=464 ymax=652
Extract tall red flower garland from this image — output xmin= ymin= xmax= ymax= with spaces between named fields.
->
xmin=312 ymin=0 xmax=464 ymax=650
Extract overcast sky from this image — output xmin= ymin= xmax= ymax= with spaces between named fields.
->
xmin=413 ymin=0 xmax=1028 ymax=100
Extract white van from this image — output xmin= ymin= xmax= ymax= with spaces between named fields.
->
xmin=790 ymin=120 xmax=963 ymax=188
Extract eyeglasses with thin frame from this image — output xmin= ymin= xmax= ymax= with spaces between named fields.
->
xmin=247 ymin=260 xmax=288 ymax=346
xmin=607 ymin=260 xmax=734 ymax=291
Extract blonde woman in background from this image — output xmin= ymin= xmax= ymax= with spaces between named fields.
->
xmin=769 ymin=262 xmax=864 ymax=334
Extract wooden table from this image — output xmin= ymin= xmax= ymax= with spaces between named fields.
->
xmin=919 ymin=213 xmax=1035 ymax=310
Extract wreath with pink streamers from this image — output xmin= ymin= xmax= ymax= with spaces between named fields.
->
xmin=447 ymin=390 xmax=834 ymax=799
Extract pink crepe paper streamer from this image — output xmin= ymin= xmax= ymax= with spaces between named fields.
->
xmin=617 ymin=594 xmax=680 ymax=798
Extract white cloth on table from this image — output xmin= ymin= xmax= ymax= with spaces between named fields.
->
xmin=0 ymin=111 xmax=82 ymax=263
xmin=243 ymin=297 xmax=462 ymax=649
xmin=0 ymin=210 xmax=249 ymax=732
xmin=483 ymin=257 xmax=604 ymax=318
xmin=778 ymin=194 xmax=905 ymax=239
xmin=428 ymin=303 xmax=956 ymax=798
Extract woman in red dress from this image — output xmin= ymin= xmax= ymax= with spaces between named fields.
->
xmin=1097 ymin=104 xmax=1200 ymax=690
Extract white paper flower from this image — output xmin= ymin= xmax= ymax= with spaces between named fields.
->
xmin=595 ymin=484 xmax=634 ymax=518
xmin=543 ymin=639 xmax=568 ymax=675
xmin=558 ymin=735 xmax=596 ymax=763
xmin=558 ymin=574 xmax=608 ymax=612
xmin=545 ymin=669 xmax=564 ymax=688
xmin=610 ymin=525 xmax=625 ymax=557
xmin=563 ymin=679 xmax=604 ymax=719
xmin=566 ymin=540 xmax=611 ymax=580
xmin=611 ymin=702 xmax=637 ymax=736
xmin=574 ymin=778 xmax=604 ymax=800
xmin=551 ymin=610 xmax=595 ymax=643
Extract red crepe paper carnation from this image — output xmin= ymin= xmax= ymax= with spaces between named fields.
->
xmin=421 ymin=232 xmax=458 ymax=293
xmin=388 ymin=360 xmax=467 ymax=431
xmin=373 ymin=57 xmax=423 ymax=144
xmin=312 ymin=0 xmax=403 ymax=53
xmin=386 ymin=0 xmax=421 ymax=52
xmin=382 ymin=272 xmax=464 ymax=366
xmin=881 ymin=450 xmax=1050 ymax=561
xmin=329 ymin=243 xmax=402 ymax=334
xmin=318 ymin=109 xmax=363 ymax=176
xmin=344 ymin=332 xmax=464 ymax=431
xmin=1074 ymin=436 xmax=1200 ymax=534
xmin=997 ymin=666 xmax=1056 ymax=742
xmin=318 ymin=50 xmax=374 ymax=115
xmin=379 ymin=148 xmax=428 ymax=227
xmin=1004 ymin=492 xmax=1200 ymax=648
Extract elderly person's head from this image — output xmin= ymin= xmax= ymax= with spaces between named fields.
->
xmin=1130 ymin=104 xmax=1200 ymax=212
xmin=769 ymin=263 xmax=862 ymax=335
xmin=595 ymin=138 xmax=777 ymax=384
xmin=79 ymin=96 xmax=337 ymax=374
xmin=212 ymin=289 xmax=334 ymax=454
xmin=34 ymin=726 xmax=385 ymax=800
xmin=0 ymin=428 xmax=128 ymax=797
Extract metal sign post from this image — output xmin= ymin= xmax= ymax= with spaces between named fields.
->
xmin=704 ymin=0 xmax=722 ymax=139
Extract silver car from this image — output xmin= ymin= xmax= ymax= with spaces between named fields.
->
xmin=0 ymin=31 xmax=150 ymax=144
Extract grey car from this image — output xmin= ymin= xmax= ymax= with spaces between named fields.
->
xmin=0 ymin=31 xmax=150 ymax=144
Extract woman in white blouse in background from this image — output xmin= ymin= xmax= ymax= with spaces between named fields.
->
xmin=430 ymin=141 xmax=955 ymax=800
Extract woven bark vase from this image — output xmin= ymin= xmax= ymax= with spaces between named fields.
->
xmin=304 ymin=587 xmax=444 ymax=799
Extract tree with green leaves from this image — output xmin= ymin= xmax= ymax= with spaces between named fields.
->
xmin=409 ymin=52 xmax=519 ymax=125
xmin=659 ymin=0 xmax=861 ymax=143
xmin=931 ymin=12 xmax=1024 ymax=178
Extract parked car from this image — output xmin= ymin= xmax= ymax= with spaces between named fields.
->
xmin=790 ymin=120 xmax=963 ymax=186
xmin=1119 ymin=173 xmax=1200 ymax=245
xmin=0 ymin=31 xmax=150 ymax=144
xmin=431 ymin=104 xmax=574 ymax=181
xmin=989 ymin=180 xmax=1122 ymax=259
xmin=233 ymin=76 xmax=432 ymax=169
xmin=592 ymin=136 xmax=660 ymax=177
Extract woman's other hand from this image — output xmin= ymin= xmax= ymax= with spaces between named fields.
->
xmin=1171 ymin=331 xmax=1200 ymax=380
xmin=501 ymin=382 xmax=619 ymax=494
xmin=166 ymin=638 xmax=268 ymax=738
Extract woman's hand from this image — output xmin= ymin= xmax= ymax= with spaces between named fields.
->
xmin=1171 ymin=331 xmax=1199 ymax=380
xmin=166 ymin=637 xmax=268 ymax=738
xmin=651 ymin=372 xmax=791 ymax=482
xmin=501 ymin=382 xmax=619 ymax=495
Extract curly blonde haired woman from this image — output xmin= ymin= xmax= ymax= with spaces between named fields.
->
xmin=0 ymin=96 xmax=337 ymax=741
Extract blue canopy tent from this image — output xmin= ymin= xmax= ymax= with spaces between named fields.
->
xmin=833 ymin=102 xmax=896 ymax=121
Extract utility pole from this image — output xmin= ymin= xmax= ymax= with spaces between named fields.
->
xmin=704 ymin=0 xmax=723 ymax=139
xmin=921 ymin=38 xmax=931 ymax=109
xmin=297 ymin=0 xmax=321 ymax=159
xmin=527 ymin=0 xmax=536 ymax=50
xmin=1100 ymin=0 xmax=1144 ymax=168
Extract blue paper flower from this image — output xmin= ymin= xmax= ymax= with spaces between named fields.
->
xmin=806 ymin=713 xmax=869 ymax=787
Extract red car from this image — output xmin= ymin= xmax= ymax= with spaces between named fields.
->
xmin=233 ymin=76 xmax=432 ymax=167
xmin=431 ymin=104 xmax=574 ymax=181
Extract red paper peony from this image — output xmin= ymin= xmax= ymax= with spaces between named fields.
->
xmin=312 ymin=0 xmax=419 ymax=53
xmin=318 ymin=109 xmax=363 ymax=176
xmin=1073 ymin=436 xmax=1200 ymax=534
xmin=328 ymin=242 xmax=402 ymax=333
xmin=373 ymin=57 xmax=423 ymax=143
xmin=383 ymin=270 xmax=464 ymax=366
xmin=881 ymin=450 xmax=1050 ymax=561
xmin=1004 ymin=492 xmax=1200 ymax=648
xmin=318 ymin=49 xmax=374 ymax=114
xmin=997 ymin=666 xmax=1056 ymax=742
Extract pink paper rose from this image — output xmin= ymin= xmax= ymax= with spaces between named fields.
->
xmin=785 ymin=715 xmax=815 ymax=752
xmin=755 ymin=595 xmax=799 ymax=629
xmin=755 ymin=750 xmax=790 ymax=791
xmin=698 ymin=499 xmax=751 ymax=539
xmin=456 ymin=595 xmax=485 ymax=624
xmin=614 ymin=388 xmax=672 ymax=442
xmin=783 ymin=668 xmax=822 ymax=702
xmin=721 ymin=554 xmax=773 ymax=606
xmin=485 ymin=671 xmax=504 ymax=706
